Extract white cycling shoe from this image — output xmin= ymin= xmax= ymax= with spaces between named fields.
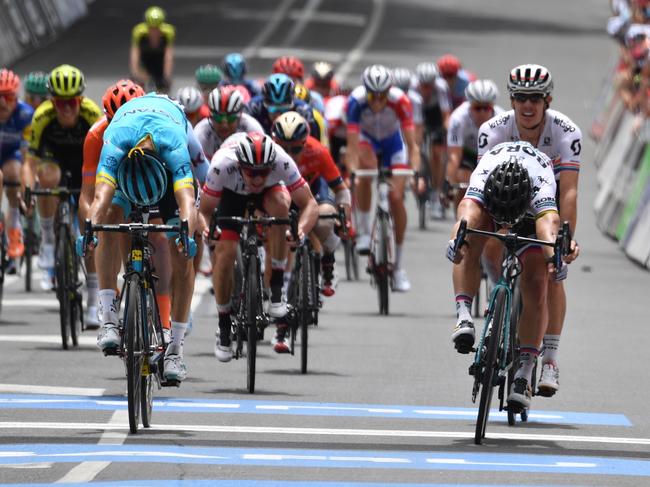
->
xmin=84 ymin=305 xmax=99 ymax=330
xmin=163 ymin=353 xmax=187 ymax=382
xmin=356 ymin=234 xmax=371 ymax=255
xmin=392 ymin=269 xmax=411 ymax=292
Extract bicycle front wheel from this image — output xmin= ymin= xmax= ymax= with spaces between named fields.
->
xmin=125 ymin=277 xmax=145 ymax=433
xmin=475 ymin=287 xmax=507 ymax=445
xmin=299 ymin=248 xmax=311 ymax=374
xmin=55 ymin=230 xmax=71 ymax=350
xmin=141 ymin=285 xmax=161 ymax=428
xmin=68 ymin=236 xmax=82 ymax=347
xmin=245 ymin=257 xmax=259 ymax=394
xmin=24 ymin=215 xmax=35 ymax=292
xmin=375 ymin=215 xmax=389 ymax=315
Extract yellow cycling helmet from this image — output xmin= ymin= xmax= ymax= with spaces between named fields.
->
xmin=294 ymin=83 xmax=311 ymax=104
xmin=47 ymin=64 xmax=85 ymax=97
xmin=144 ymin=6 xmax=166 ymax=27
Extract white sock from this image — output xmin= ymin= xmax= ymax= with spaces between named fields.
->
xmin=168 ymin=321 xmax=188 ymax=355
xmin=455 ymin=294 xmax=473 ymax=325
xmin=542 ymin=334 xmax=560 ymax=365
xmin=514 ymin=347 xmax=539 ymax=382
xmin=41 ymin=217 xmax=55 ymax=244
xmin=357 ymin=211 xmax=371 ymax=235
xmin=98 ymin=289 xmax=117 ymax=324
xmin=9 ymin=207 xmax=20 ymax=229
xmin=86 ymin=273 xmax=98 ymax=307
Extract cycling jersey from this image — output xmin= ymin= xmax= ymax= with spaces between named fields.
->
xmin=97 ymin=94 xmax=194 ymax=193
xmin=448 ymin=101 xmax=504 ymax=168
xmin=304 ymin=77 xmax=341 ymax=99
xmin=29 ymin=97 xmax=101 ymax=189
xmin=132 ymin=22 xmax=175 ymax=81
xmin=193 ymin=113 xmax=263 ymax=159
xmin=82 ymin=116 xmax=109 ymax=184
xmin=0 ymin=100 xmax=33 ymax=164
xmin=221 ymin=79 xmax=260 ymax=100
xmin=308 ymin=90 xmax=326 ymax=115
xmin=325 ymin=95 xmax=347 ymax=140
xmin=295 ymin=136 xmax=343 ymax=187
xmin=447 ymin=69 xmax=473 ymax=109
xmin=407 ymin=89 xmax=424 ymax=126
xmin=203 ymin=132 xmax=306 ymax=198
xmin=466 ymin=142 xmax=557 ymax=218
xmin=477 ymin=109 xmax=582 ymax=180
xmin=346 ymin=86 xmax=414 ymax=141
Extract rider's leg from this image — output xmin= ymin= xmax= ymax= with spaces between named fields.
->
xmin=263 ymin=186 xmax=291 ymax=317
xmin=355 ymin=143 xmax=378 ymax=245
xmin=3 ymin=159 xmax=23 ymax=259
xmin=36 ymin=163 xmax=61 ymax=284
xmin=212 ymin=235 xmax=238 ymax=359
xmin=314 ymin=201 xmax=339 ymax=296
xmin=167 ymin=236 xmax=194 ymax=355
xmin=544 ymin=280 xmax=565 ymax=365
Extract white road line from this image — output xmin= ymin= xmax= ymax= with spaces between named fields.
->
xmin=242 ymin=0 xmax=296 ymax=59
xmin=336 ymin=0 xmax=386 ymax=84
xmin=220 ymin=7 xmax=366 ymax=26
xmin=55 ymin=409 xmax=128 ymax=484
xmin=283 ymin=0 xmax=322 ymax=47
xmin=174 ymin=46 xmax=343 ymax=63
xmin=3 ymin=421 xmax=650 ymax=447
xmin=0 ymin=335 xmax=96 ymax=346
xmin=3 ymin=298 xmax=58 ymax=307
xmin=0 ymin=384 xmax=105 ymax=396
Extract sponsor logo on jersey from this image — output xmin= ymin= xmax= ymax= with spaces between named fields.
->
xmin=553 ymin=116 xmax=576 ymax=133
xmin=488 ymin=114 xmax=510 ymax=129
xmin=543 ymin=136 xmax=551 ymax=145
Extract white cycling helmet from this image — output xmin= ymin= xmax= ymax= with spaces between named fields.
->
xmin=362 ymin=64 xmax=392 ymax=93
xmin=391 ymin=67 xmax=412 ymax=92
xmin=176 ymin=85 xmax=203 ymax=113
xmin=207 ymin=85 xmax=245 ymax=114
xmin=465 ymin=79 xmax=499 ymax=104
xmin=415 ymin=62 xmax=439 ymax=84
xmin=507 ymin=64 xmax=553 ymax=97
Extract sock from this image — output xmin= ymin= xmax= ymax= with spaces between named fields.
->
xmin=395 ymin=244 xmax=403 ymax=270
xmin=455 ymin=293 xmax=473 ymax=324
xmin=9 ymin=207 xmax=20 ymax=229
xmin=41 ymin=217 xmax=55 ymax=244
xmin=270 ymin=261 xmax=285 ymax=302
xmin=98 ymin=289 xmax=117 ymax=324
xmin=357 ymin=211 xmax=371 ymax=235
xmin=542 ymin=334 xmax=560 ymax=365
xmin=157 ymin=294 xmax=171 ymax=330
xmin=514 ymin=347 xmax=540 ymax=382
xmin=86 ymin=273 xmax=98 ymax=307
xmin=322 ymin=232 xmax=340 ymax=253
xmin=167 ymin=321 xmax=188 ymax=355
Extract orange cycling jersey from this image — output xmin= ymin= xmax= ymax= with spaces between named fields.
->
xmin=296 ymin=136 xmax=343 ymax=188
xmin=82 ymin=115 xmax=109 ymax=185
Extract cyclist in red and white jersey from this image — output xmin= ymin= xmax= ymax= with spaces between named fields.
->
xmin=305 ymin=61 xmax=341 ymax=100
xmin=346 ymin=65 xmax=420 ymax=292
xmin=176 ymin=86 xmax=207 ymax=127
xmin=200 ymin=132 xmax=318 ymax=358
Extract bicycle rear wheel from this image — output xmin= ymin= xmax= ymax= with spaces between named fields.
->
xmin=375 ymin=216 xmax=389 ymax=315
xmin=245 ymin=257 xmax=258 ymax=394
xmin=125 ymin=277 xmax=145 ymax=433
xmin=507 ymin=286 xmax=522 ymax=426
xmin=343 ymin=238 xmax=353 ymax=281
xmin=24 ymin=215 xmax=35 ymax=292
xmin=67 ymin=235 xmax=82 ymax=347
xmin=0 ymin=224 xmax=5 ymax=318
xmin=475 ymin=287 xmax=507 ymax=445
xmin=299 ymin=248 xmax=311 ymax=374
xmin=141 ymin=286 xmax=161 ymax=428
xmin=55 ymin=229 xmax=71 ymax=350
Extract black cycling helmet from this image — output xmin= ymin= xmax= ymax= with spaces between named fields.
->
xmin=483 ymin=158 xmax=532 ymax=226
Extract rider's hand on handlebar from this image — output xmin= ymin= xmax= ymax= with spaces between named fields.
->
xmin=563 ymin=239 xmax=580 ymax=263
xmin=446 ymin=238 xmax=467 ymax=264
xmin=286 ymin=228 xmax=304 ymax=248
xmin=175 ymin=236 xmax=197 ymax=258
xmin=75 ymin=234 xmax=98 ymax=258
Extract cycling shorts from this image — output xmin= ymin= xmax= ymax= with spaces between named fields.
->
xmin=310 ymin=177 xmax=335 ymax=206
xmin=459 ymin=148 xmax=479 ymax=172
xmin=359 ymin=131 xmax=408 ymax=169
xmin=0 ymin=149 xmax=22 ymax=166
xmin=216 ymin=185 xmax=288 ymax=239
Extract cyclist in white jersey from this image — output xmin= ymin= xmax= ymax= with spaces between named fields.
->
xmin=447 ymin=141 xmax=561 ymax=410
xmin=194 ymin=86 xmax=263 ymax=160
xmin=200 ymin=132 xmax=318 ymax=359
xmin=475 ymin=65 xmax=581 ymax=398
xmin=445 ymin=80 xmax=504 ymax=208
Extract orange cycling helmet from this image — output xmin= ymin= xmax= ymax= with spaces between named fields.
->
xmin=0 ymin=69 xmax=20 ymax=94
xmin=102 ymin=79 xmax=145 ymax=120
xmin=272 ymin=56 xmax=305 ymax=81
xmin=437 ymin=54 xmax=462 ymax=77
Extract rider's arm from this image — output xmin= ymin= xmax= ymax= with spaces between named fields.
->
xmin=345 ymin=130 xmax=360 ymax=172
xmin=445 ymin=147 xmax=463 ymax=184
xmin=403 ymin=126 xmax=421 ymax=172
xmin=87 ymin=182 xmax=116 ymax=224
xmin=129 ymin=25 xmax=146 ymax=81
xmin=290 ymin=184 xmax=319 ymax=238
xmin=535 ymin=210 xmax=560 ymax=262
xmin=173 ymin=186 xmax=198 ymax=237
xmin=164 ymin=45 xmax=174 ymax=82
xmin=558 ymin=171 xmax=578 ymax=233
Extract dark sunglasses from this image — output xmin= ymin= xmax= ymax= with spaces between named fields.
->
xmin=512 ymin=93 xmax=545 ymax=103
xmin=212 ymin=112 xmax=239 ymax=123
xmin=241 ymin=166 xmax=271 ymax=178
xmin=367 ymin=91 xmax=388 ymax=102
xmin=471 ymin=104 xmax=493 ymax=112
xmin=0 ymin=93 xmax=17 ymax=103
xmin=53 ymin=96 xmax=81 ymax=110
xmin=266 ymin=103 xmax=293 ymax=114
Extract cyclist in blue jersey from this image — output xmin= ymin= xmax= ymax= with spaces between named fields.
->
xmin=87 ymin=93 xmax=203 ymax=384
xmin=221 ymin=52 xmax=261 ymax=99
xmin=438 ymin=54 xmax=475 ymax=109
xmin=0 ymin=69 xmax=34 ymax=261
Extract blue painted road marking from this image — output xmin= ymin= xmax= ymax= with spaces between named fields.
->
xmin=0 ymin=444 xmax=648 ymax=476
xmin=0 ymin=394 xmax=631 ymax=426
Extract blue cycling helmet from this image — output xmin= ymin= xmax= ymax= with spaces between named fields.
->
xmin=117 ymin=147 xmax=168 ymax=207
xmin=223 ymin=53 xmax=247 ymax=83
xmin=263 ymin=73 xmax=294 ymax=106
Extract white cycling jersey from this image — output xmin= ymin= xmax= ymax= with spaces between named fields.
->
xmin=477 ymin=109 xmax=582 ymax=180
xmin=447 ymin=101 xmax=505 ymax=153
xmin=412 ymin=77 xmax=452 ymax=113
xmin=325 ymin=94 xmax=347 ymax=140
xmin=466 ymin=141 xmax=558 ymax=217
xmin=407 ymin=89 xmax=424 ymax=125
xmin=202 ymin=132 xmax=307 ymax=198
xmin=193 ymin=113 xmax=264 ymax=160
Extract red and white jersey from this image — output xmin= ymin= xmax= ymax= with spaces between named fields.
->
xmin=203 ymin=132 xmax=307 ymax=197
xmin=467 ymin=141 xmax=558 ymax=217
xmin=447 ymin=101 xmax=505 ymax=152
xmin=346 ymin=86 xmax=414 ymax=141
xmin=325 ymin=94 xmax=348 ymax=140
xmin=193 ymin=113 xmax=263 ymax=160
xmin=477 ymin=109 xmax=582 ymax=180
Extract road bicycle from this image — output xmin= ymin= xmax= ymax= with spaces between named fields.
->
xmin=354 ymin=167 xmax=414 ymax=315
xmin=209 ymin=202 xmax=293 ymax=393
xmin=80 ymin=210 xmax=192 ymax=433
xmin=451 ymin=218 xmax=571 ymax=444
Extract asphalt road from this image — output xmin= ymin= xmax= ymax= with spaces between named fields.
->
xmin=3 ymin=1 xmax=650 ymax=486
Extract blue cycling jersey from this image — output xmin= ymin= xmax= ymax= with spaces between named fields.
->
xmin=449 ymin=70 xmax=472 ymax=109
xmin=97 ymin=94 xmax=194 ymax=192
xmin=0 ymin=100 xmax=33 ymax=164
xmin=248 ymin=96 xmax=318 ymax=136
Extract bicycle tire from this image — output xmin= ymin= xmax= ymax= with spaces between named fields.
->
xmin=245 ymin=256 xmax=258 ymax=394
xmin=418 ymin=192 xmax=426 ymax=230
xmin=24 ymin=215 xmax=34 ymax=292
xmin=0 ymin=224 xmax=5 ymax=318
xmin=125 ymin=277 xmax=145 ymax=433
xmin=475 ymin=287 xmax=507 ymax=445
xmin=300 ymin=247 xmax=310 ymax=374
xmin=376 ymin=215 xmax=389 ymax=315
xmin=141 ymin=286 xmax=160 ymax=428
xmin=507 ymin=285 xmax=522 ymax=426
xmin=343 ymin=239 xmax=353 ymax=281
xmin=67 ymin=235 xmax=82 ymax=347
xmin=55 ymin=229 xmax=70 ymax=350
xmin=351 ymin=241 xmax=360 ymax=280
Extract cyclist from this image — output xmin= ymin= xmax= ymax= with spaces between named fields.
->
xmin=446 ymin=142 xmax=561 ymax=410
xmin=272 ymin=56 xmax=325 ymax=114
xmin=414 ymin=62 xmax=452 ymax=219
xmin=81 ymin=79 xmax=145 ymax=329
xmin=176 ymin=86 xmax=207 ymax=126
xmin=0 ymin=69 xmax=33 ymax=263
xmin=346 ymin=64 xmax=420 ymax=292
xmin=474 ymin=65 xmax=581 ymax=397
xmin=248 ymin=73 xmax=328 ymax=148
xmin=23 ymin=71 xmax=49 ymax=111
xmin=437 ymin=54 xmax=475 ymax=109
xmin=194 ymin=86 xmax=263 ymax=160
xmin=444 ymin=79 xmax=503 ymax=209
xmin=25 ymin=65 xmax=101 ymax=301
xmin=222 ymin=52 xmax=261 ymax=100
xmin=271 ymin=111 xmax=351 ymax=297
xmin=87 ymin=93 xmax=201 ymax=384
xmin=130 ymin=6 xmax=175 ymax=92
xmin=305 ymin=61 xmax=340 ymax=99
xmin=324 ymin=93 xmax=348 ymax=169
xmin=199 ymin=132 xmax=319 ymax=359
xmin=195 ymin=64 xmax=224 ymax=100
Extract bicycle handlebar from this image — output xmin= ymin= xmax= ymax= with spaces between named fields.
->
xmin=207 ymin=209 xmax=297 ymax=242
xmin=318 ymin=205 xmax=348 ymax=239
xmin=352 ymin=168 xmax=416 ymax=178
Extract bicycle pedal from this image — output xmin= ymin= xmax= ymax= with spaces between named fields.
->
xmin=536 ymin=387 xmax=556 ymax=398
xmin=161 ymin=379 xmax=180 ymax=388
xmin=102 ymin=347 xmax=119 ymax=357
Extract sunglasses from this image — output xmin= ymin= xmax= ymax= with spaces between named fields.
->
xmin=471 ymin=104 xmax=493 ymax=112
xmin=266 ymin=103 xmax=293 ymax=114
xmin=53 ymin=96 xmax=81 ymax=110
xmin=281 ymin=142 xmax=305 ymax=156
xmin=212 ymin=112 xmax=239 ymax=123
xmin=367 ymin=91 xmax=388 ymax=102
xmin=512 ymin=93 xmax=545 ymax=103
xmin=0 ymin=93 xmax=17 ymax=103
xmin=241 ymin=167 xmax=271 ymax=178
